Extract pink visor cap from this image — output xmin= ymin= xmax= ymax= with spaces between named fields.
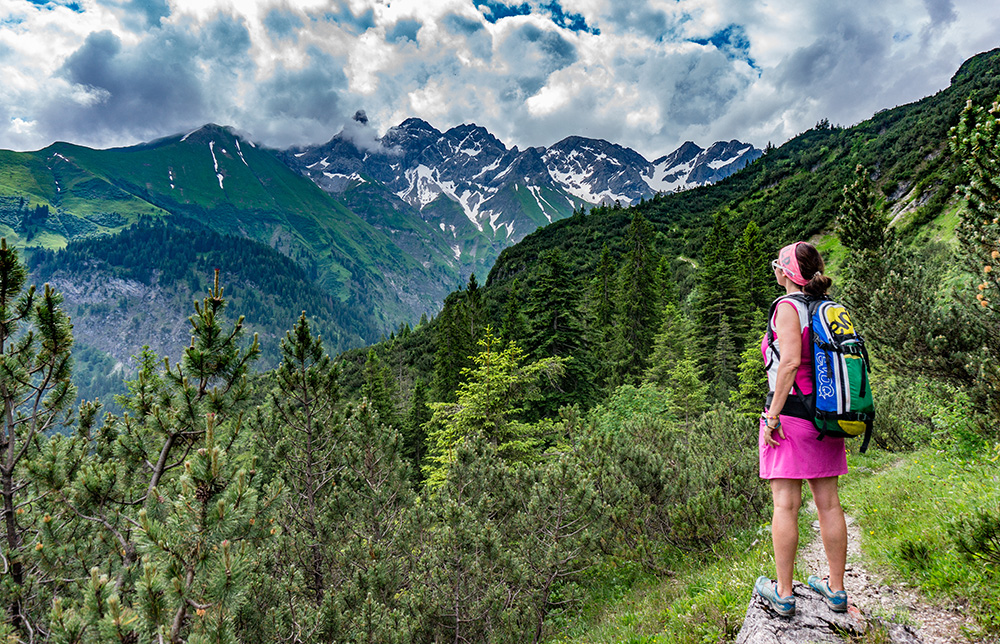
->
xmin=777 ymin=242 xmax=810 ymax=286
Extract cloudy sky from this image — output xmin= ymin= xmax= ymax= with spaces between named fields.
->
xmin=2 ymin=0 xmax=999 ymax=159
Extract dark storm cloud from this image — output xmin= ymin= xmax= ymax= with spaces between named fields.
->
xmin=45 ymin=14 xmax=253 ymax=144
xmin=775 ymin=15 xmax=888 ymax=95
xmin=666 ymin=49 xmax=746 ymax=126
xmin=492 ymin=23 xmax=576 ymax=105
xmin=443 ymin=13 xmax=485 ymax=36
xmin=386 ymin=18 xmax=421 ymax=43
xmin=246 ymin=47 xmax=349 ymax=143
xmin=57 ymin=29 xmax=206 ymax=128
xmin=264 ymin=8 xmax=304 ymax=40
xmin=923 ymin=0 xmax=957 ymax=27
xmin=504 ymin=23 xmax=576 ymax=70
xmin=322 ymin=5 xmax=376 ymax=35
xmin=118 ymin=0 xmax=171 ymax=29
xmin=204 ymin=13 xmax=253 ymax=64
xmin=606 ymin=2 xmax=673 ymax=40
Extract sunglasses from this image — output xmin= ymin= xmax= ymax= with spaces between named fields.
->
xmin=771 ymin=259 xmax=781 ymax=271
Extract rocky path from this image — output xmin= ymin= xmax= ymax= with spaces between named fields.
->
xmin=800 ymin=503 xmax=975 ymax=643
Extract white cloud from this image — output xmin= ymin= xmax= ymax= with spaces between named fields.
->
xmin=0 ymin=0 xmax=999 ymax=158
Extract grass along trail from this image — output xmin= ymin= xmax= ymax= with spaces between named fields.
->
xmin=800 ymin=501 xmax=973 ymax=643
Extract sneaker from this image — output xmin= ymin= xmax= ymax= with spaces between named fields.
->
xmin=754 ymin=576 xmax=796 ymax=616
xmin=807 ymin=575 xmax=848 ymax=612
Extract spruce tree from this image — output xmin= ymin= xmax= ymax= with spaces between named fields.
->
xmin=611 ymin=212 xmax=660 ymax=386
xmin=734 ymin=220 xmax=775 ymax=332
xmin=668 ymin=355 xmax=709 ymax=427
xmin=586 ymin=244 xmax=617 ymax=386
xmin=525 ymin=249 xmax=594 ymax=413
xmin=405 ymin=378 xmax=432 ymax=478
xmin=433 ymin=291 xmax=474 ymax=402
xmin=362 ymin=347 xmax=402 ymax=430
xmin=692 ymin=212 xmax=741 ymax=399
xmin=499 ymin=278 xmax=528 ymax=344
xmin=644 ymin=303 xmax=695 ymax=389
xmin=423 ymin=329 xmax=565 ymax=485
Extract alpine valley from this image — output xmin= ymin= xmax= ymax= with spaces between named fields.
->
xmin=0 ymin=117 xmax=759 ymax=387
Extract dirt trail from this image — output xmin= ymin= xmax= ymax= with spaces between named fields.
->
xmin=800 ymin=503 xmax=974 ymax=643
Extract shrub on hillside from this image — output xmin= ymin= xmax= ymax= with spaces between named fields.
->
xmin=573 ymin=401 xmax=766 ymax=561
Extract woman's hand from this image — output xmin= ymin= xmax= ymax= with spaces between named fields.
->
xmin=763 ymin=415 xmax=786 ymax=448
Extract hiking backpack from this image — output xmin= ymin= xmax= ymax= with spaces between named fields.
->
xmin=765 ymin=293 xmax=875 ymax=453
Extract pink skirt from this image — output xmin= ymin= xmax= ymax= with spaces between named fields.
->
xmin=759 ymin=414 xmax=848 ymax=480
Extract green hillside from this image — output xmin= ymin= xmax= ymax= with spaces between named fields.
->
xmin=0 ymin=125 xmax=461 ymax=335
xmin=486 ymin=48 xmax=1000 ymax=295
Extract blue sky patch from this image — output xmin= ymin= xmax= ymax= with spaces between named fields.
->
xmin=477 ymin=1 xmax=531 ymax=23
xmin=540 ymin=1 xmax=598 ymax=35
xmin=477 ymin=1 xmax=598 ymax=34
xmin=691 ymin=24 xmax=756 ymax=67
xmin=26 ymin=0 xmax=84 ymax=11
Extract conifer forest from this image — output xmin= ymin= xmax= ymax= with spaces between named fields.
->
xmin=5 ymin=52 xmax=1000 ymax=644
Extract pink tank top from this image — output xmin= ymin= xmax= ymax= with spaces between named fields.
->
xmin=761 ymin=297 xmax=813 ymax=396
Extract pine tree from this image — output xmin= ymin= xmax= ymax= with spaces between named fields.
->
xmin=134 ymin=413 xmax=280 ymax=643
xmin=950 ymin=97 xmax=1000 ymax=428
xmin=837 ymin=163 xmax=894 ymax=325
xmin=319 ymin=401 xmax=418 ymax=643
xmin=0 ymin=239 xmax=76 ymax=637
xmin=258 ymin=313 xmax=342 ymax=602
xmin=44 ymin=270 xmax=267 ymax=643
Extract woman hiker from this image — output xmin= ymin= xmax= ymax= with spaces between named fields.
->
xmin=754 ymin=241 xmax=849 ymax=617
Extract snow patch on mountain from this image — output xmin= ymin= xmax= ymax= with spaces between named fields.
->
xmin=209 ymin=141 xmax=224 ymax=189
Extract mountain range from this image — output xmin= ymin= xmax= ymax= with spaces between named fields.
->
xmin=0 ymin=119 xmax=759 ymax=373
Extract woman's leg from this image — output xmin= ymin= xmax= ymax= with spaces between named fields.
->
xmin=770 ymin=478 xmax=802 ymax=597
xmin=807 ymin=476 xmax=847 ymax=592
